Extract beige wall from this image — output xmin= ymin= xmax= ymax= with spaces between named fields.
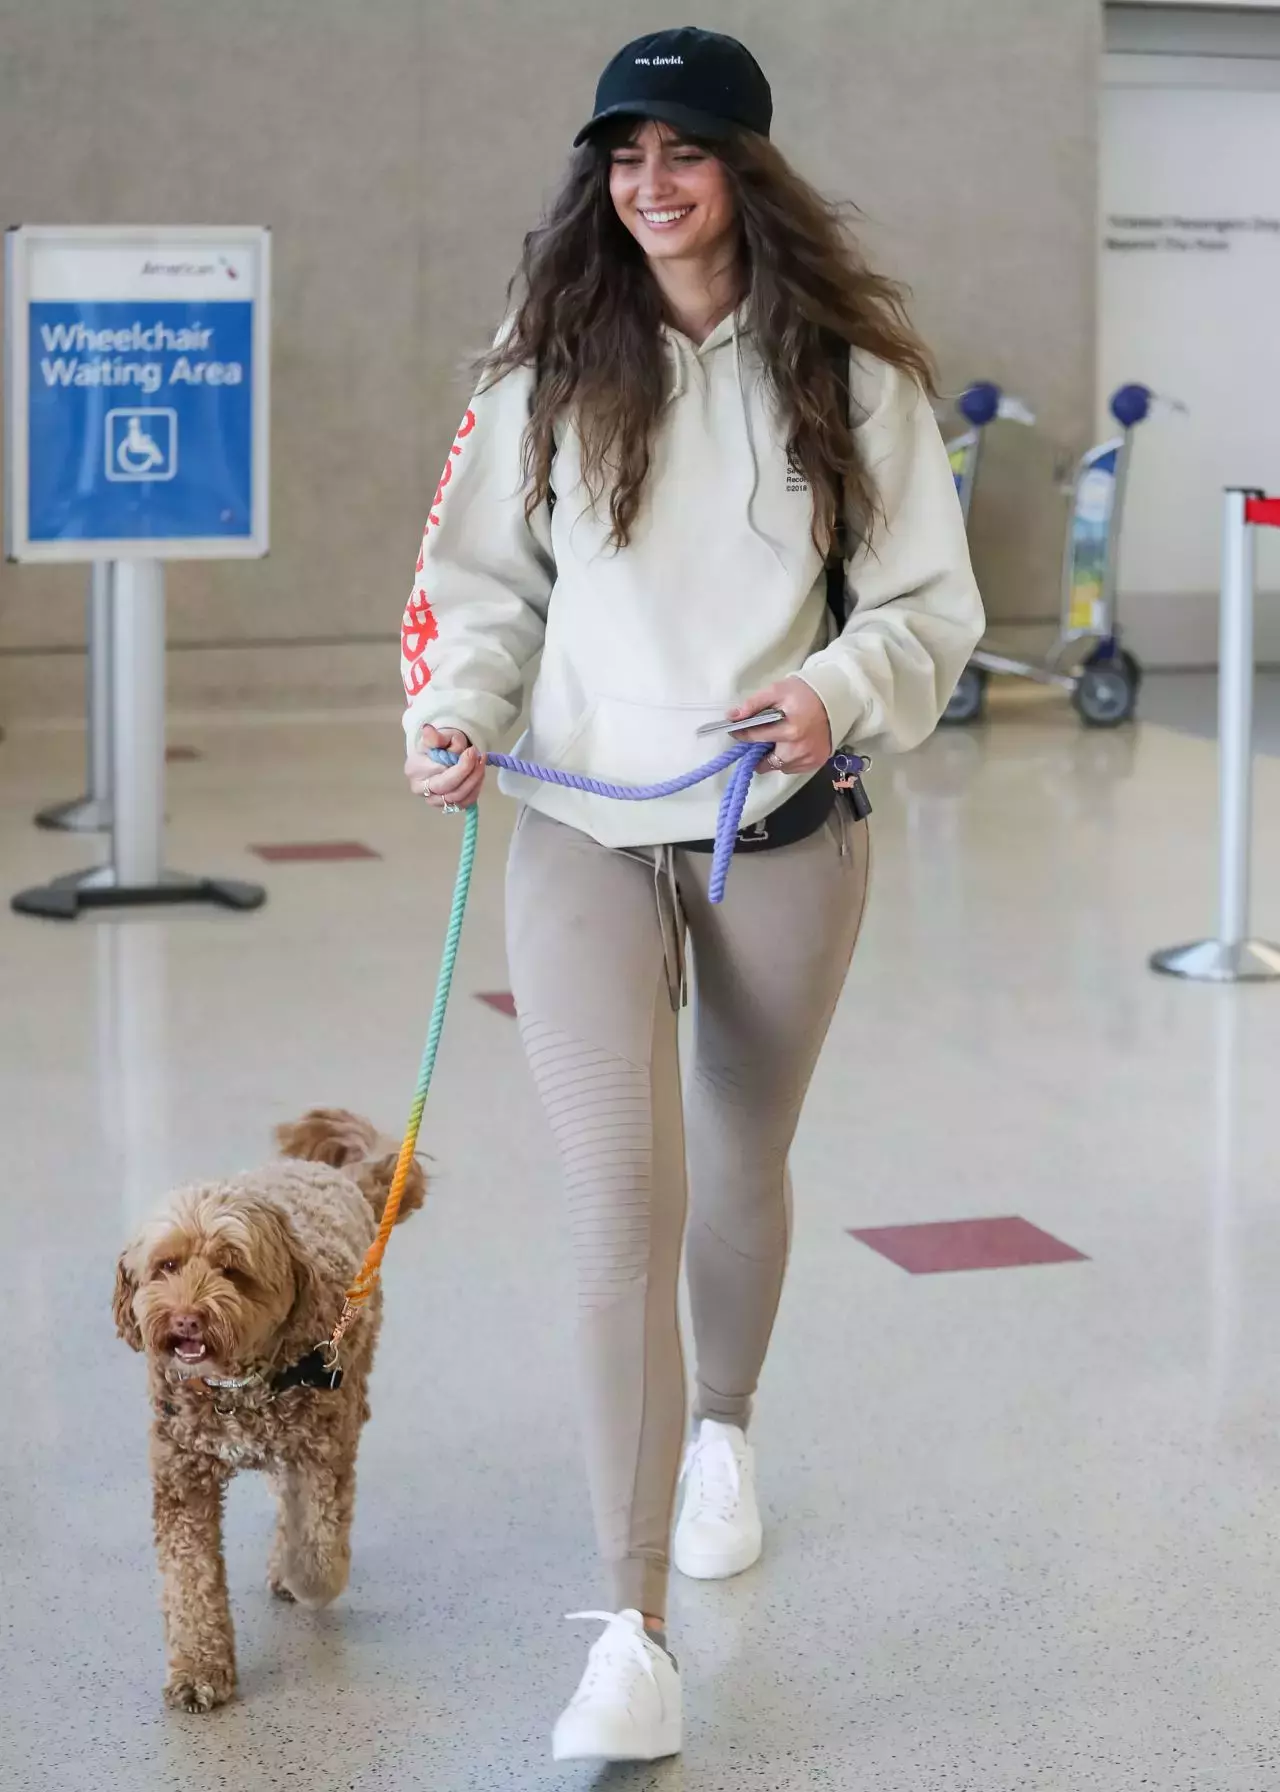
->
xmin=0 ymin=0 xmax=1101 ymax=721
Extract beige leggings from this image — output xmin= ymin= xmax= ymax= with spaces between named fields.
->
xmin=505 ymin=801 xmax=870 ymax=1619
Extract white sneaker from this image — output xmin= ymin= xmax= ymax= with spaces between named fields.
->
xmin=673 ymin=1418 xmax=763 ymax=1580
xmin=551 ymin=1609 xmax=682 ymax=1763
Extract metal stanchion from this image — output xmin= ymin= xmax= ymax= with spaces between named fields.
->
xmin=11 ymin=561 xmax=266 ymax=920
xmin=34 ymin=561 xmax=114 ymax=832
xmin=1151 ymin=488 xmax=1280 ymax=982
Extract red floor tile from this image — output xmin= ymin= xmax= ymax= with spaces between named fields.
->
xmin=850 ymin=1216 xmax=1087 ymax=1275
xmin=165 ymin=744 xmax=201 ymax=762
xmin=249 ymin=841 xmax=381 ymax=863
xmin=476 ymin=991 xmax=517 ymax=1017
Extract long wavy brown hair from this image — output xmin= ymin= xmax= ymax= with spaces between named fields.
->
xmin=480 ymin=119 xmax=935 ymax=553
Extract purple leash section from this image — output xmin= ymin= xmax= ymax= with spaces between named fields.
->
xmin=428 ymin=740 xmax=771 ymax=903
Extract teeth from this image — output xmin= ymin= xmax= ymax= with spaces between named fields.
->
xmin=642 ymin=209 xmax=691 ymax=224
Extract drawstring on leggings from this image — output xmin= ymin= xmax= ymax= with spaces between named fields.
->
xmin=655 ymin=847 xmax=688 ymax=1012
xmin=617 ymin=842 xmax=688 ymax=1012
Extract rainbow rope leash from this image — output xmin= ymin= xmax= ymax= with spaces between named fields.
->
xmin=324 ymin=738 xmax=770 ymax=1359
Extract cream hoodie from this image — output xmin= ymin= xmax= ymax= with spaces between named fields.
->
xmin=401 ymin=313 xmax=983 ymax=848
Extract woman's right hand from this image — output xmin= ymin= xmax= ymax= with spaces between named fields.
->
xmin=405 ymin=725 xmax=487 ymax=811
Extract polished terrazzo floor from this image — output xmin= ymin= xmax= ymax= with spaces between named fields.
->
xmin=4 ymin=674 xmax=1280 ymax=1792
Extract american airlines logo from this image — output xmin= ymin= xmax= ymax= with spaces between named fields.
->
xmin=141 ymin=261 xmax=215 ymax=277
xmin=139 ymin=255 xmax=240 ymax=280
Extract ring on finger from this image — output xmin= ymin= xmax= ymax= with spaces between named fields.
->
xmin=442 ymin=801 xmax=462 ymax=815
xmin=766 ymin=751 xmax=785 ymax=772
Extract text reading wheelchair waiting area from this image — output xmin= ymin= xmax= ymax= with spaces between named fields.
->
xmin=37 ymin=316 xmax=244 ymax=397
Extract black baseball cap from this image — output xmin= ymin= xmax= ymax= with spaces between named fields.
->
xmin=573 ymin=27 xmax=772 ymax=148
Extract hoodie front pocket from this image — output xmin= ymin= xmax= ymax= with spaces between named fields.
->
xmin=553 ymin=694 xmax=738 ymax=790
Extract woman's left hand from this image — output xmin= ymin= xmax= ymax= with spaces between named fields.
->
xmin=726 ymin=676 xmax=833 ymax=775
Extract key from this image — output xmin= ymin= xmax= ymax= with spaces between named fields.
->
xmin=830 ymin=752 xmax=873 ymax=820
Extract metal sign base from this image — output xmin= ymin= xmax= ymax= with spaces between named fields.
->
xmin=12 ymin=559 xmax=266 ymax=923
xmin=11 ymin=868 xmax=265 ymax=922
xmin=34 ymin=795 xmax=113 ymax=833
xmin=1150 ymin=939 xmax=1280 ymax=984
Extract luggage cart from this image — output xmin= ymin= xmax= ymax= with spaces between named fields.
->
xmin=944 ymin=381 xmax=1036 ymax=524
xmin=943 ymin=384 xmax=1182 ymax=728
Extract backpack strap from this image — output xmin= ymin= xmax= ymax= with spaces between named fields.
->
xmin=822 ymin=331 xmax=852 ymax=630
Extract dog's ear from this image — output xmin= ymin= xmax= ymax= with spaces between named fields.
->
xmin=112 ymin=1250 xmax=143 ymax=1352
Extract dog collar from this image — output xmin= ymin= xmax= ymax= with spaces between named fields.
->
xmin=171 ymin=1347 xmax=344 ymax=1405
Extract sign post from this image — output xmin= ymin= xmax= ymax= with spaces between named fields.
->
xmin=5 ymin=225 xmax=270 ymax=919
xmin=35 ymin=560 xmax=115 ymax=833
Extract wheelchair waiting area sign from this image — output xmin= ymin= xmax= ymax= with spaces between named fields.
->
xmin=5 ymin=225 xmax=270 ymax=561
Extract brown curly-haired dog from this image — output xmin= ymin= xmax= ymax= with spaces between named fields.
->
xmin=112 ymin=1109 xmax=425 ymax=1714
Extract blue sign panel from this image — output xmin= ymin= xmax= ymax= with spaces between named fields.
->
xmin=5 ymin=227 xmax=269 ymax=561
xmin=26 ymin=300 xmax=253 ymax=543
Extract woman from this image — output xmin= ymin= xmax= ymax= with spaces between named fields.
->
xmin=403 ymin=27 xmax=982 ymax=1764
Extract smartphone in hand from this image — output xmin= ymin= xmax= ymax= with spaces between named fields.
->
xmin=695 ymin=708 xmax=785 ymax=739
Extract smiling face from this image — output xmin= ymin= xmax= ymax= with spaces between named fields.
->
xmin=114 ymin=1189 xmax=303 ymax=1377
xmin=608 ymin=119 xmax=738 ymax=268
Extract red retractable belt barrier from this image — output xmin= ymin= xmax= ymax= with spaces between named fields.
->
xmin=1244 ymin=497 xmax=1280 ymax=528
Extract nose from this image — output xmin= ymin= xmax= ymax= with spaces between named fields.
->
xmin=170 ymin=1311 xmax=203 ymax=1341
xmin=638 ymin=153 xmax=675 ymax=200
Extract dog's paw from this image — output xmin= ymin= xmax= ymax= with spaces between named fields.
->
xmin=163 ymin=1666 xmax=235 ymax=1714
xmin=270 ymin=1546 xmax=350 ymax=1609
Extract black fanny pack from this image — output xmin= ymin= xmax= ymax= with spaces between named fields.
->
xmin=683 ymin=750 xmax=873 ymax=855
xmin=682 ymin=770 xmax=836 ymax=855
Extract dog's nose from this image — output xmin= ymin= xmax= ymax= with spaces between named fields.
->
xmin=170 ymin=1312 xmax=203 ymax=1341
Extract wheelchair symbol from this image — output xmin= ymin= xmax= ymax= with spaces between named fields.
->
xmin=105 ymin=408 xmax=178 ymax=482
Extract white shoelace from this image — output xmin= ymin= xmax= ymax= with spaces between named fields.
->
xmin=681 ymin=1429 xmax=744 ymax=1523
xmin=565 ymin=1611 xmax=659 ymax=1700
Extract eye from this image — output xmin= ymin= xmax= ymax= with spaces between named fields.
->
xmin=221 ymin=1264 xmax=250 ymax=1288
xmin=156 ymin=1259 xmax=180 ymax=1276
